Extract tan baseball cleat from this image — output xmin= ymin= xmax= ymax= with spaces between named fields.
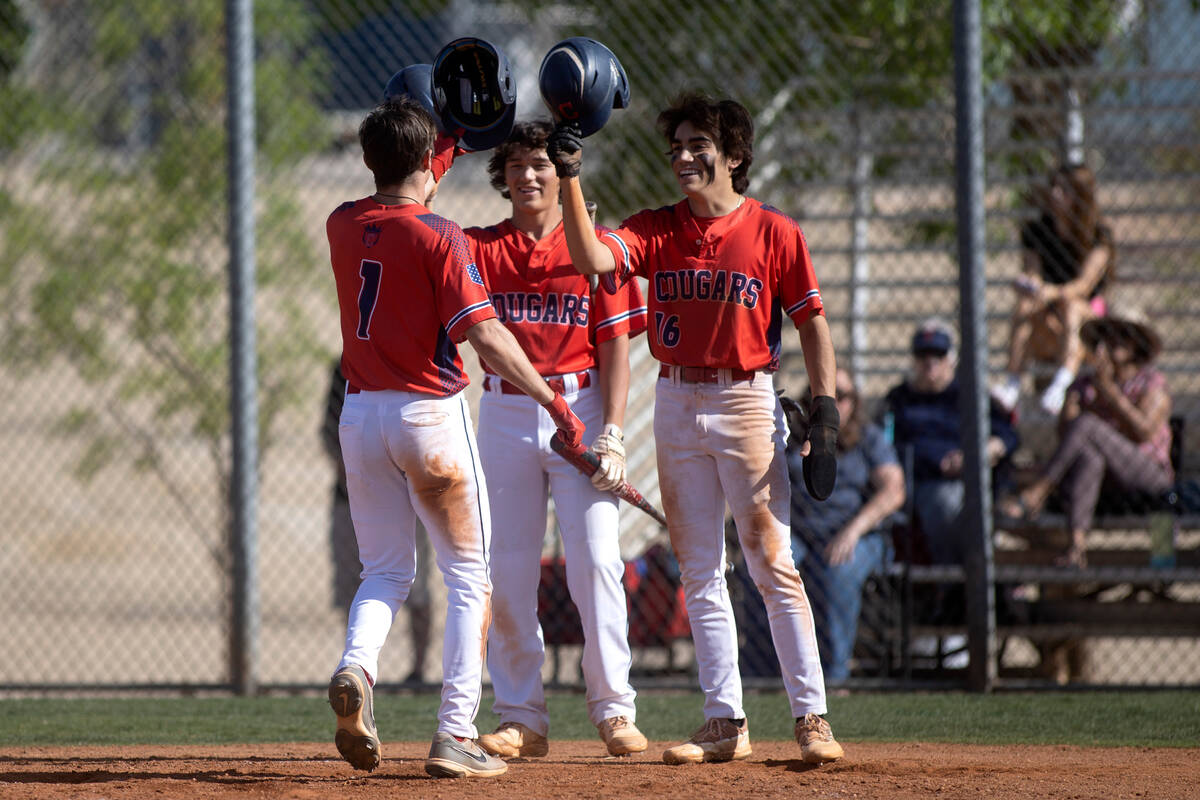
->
xmin=328 ymin=664 xmax=381 ymax=771
xmin=597 ymin=715 xmax=648 ymax=755
xmin=795 ymin=713 xmax=844 ymax=764
xmin=662 ymin=717 xmax=751 ymax=765
xmin=477 ymin=721 xmax=549 ymax=758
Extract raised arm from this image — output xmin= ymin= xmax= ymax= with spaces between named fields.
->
xmin=546 ymin=124 xmax=617 ymax=276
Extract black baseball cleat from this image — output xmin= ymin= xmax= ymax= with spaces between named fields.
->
xmin=328 ymin=664 xmax=381 ymax=771
xmin=424 ymin=731 xmax=508 ymax=778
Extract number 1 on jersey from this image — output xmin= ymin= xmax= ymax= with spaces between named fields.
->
xmin=356 ymin=259 xmax=382 ymax=339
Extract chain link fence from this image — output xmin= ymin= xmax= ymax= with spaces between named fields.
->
xmin=1 ymin=0 xmax=1198 ymax=691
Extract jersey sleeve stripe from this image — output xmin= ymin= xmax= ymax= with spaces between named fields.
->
xmin=785 ymin=289 xmax=821 ymax=316
xmin=446 ymin=300 xmax=495 ymax=332
xmin=595 ymin=305 xmax=647 ymax=331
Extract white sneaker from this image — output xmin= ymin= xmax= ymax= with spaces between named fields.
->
xmin=1039 ymin=368 xmax=1074 ymax=416
xmin=991 ymin=379 xmax=1020 ymax=413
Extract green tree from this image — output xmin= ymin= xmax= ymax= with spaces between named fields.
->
xmin=0 ymin=0 xmax=332 ymax=566
xmin=507 ymin=0 xmax=1132 ymax=210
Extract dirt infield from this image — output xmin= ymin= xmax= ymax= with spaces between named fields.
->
xmin=4 ymin=741 xmax=1197 ymax=799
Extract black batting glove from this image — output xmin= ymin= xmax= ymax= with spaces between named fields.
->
xmin=803 ymin=395 xmax=839 ymax=501
xmin=546 ymin=122 xmax=583 ymax=178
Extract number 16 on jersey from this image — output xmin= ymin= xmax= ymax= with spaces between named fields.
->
xmin=654 ymin=311 xmax=680 ymax=348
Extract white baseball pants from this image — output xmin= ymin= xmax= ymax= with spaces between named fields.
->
xmin=478 ymin=377 xmax=637 ymax=735
xmin=654 ymin=370 xmax=827 ymax=721
xmin=334 ymin=389 xmax=492 ymax=739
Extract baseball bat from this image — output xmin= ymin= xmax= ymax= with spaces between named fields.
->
xmin=550 ymin=432 xmax=668 ymax=528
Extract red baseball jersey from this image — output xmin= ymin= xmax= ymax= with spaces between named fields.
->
xmin=466 ymin=220 xmax=647 ymax=376
xmin=599 ymin=198 xmax=824 ymax=371
xmin=327 ymin=198 xmax=496 ymax=395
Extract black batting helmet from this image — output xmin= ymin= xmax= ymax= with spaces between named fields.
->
xmin=431 ymin=37 xmax=516 ymax=151
xmin=538 ymin=37 xmax=630 ymax=138
xmin=382 ymin=64 xmax=444 ymax=132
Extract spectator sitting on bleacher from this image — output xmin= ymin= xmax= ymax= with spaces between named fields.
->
xmin=788 ymin=368 xmax=906 ymax=682
xmin=884 ymin=319 xmax=1020 ymax=566
xmin=998 ymin=308 xmax=1173 ymax=568
xmin=992 ymin=162 xmax=1116 ymax=417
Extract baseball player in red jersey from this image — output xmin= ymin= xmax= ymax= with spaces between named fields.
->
xmin=324 ymin=97 xmax=585 ymax=780
xmin=438 ymin=120 xmax=649 ymax=758
xmin=547 ymin=92 xmax=845 ymax=765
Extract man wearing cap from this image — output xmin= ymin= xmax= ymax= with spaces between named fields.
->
xmin=883 ymin=318 xmax=1020 ymax=566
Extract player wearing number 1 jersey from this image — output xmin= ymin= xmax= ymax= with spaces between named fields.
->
xmin=443 ymin=121 xmax=649 ymax=758
xmin=324 ymin=98 xmax=585 ymax=780
xmin=549 ymin=92 xmax=845 ymax=765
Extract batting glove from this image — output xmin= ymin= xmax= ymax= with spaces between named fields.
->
xmin=589 ymin=423 xmax=626 ymax=491
xmin=542 ymin=391 xmax=586 ymax=448
xmin=546 ymin=122 xmax=583 ymax=178
xmin=803 ymin=395 xmax=840 ymax=501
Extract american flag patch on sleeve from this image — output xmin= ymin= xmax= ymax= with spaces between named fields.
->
xmin=466 ymin=261 xmax=483 ymax=286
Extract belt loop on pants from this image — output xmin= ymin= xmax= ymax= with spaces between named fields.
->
xmin=658 ymin=364 xmax=758 ymax=385
xmin=484 ymin=370 xmax=593 ymax=396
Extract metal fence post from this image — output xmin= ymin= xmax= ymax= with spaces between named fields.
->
xmin=849 ymin=106 xmax=872 ymax=383
xmin=226 ymin=0 xmax=259 ymax=696
xmin=953 ymin=0 xmax=997 ymax=692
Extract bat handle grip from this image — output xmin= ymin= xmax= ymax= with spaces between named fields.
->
xmin=550 ymin=431 xmax=600 ymax=467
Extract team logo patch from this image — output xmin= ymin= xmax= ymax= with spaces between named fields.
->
xmin=362 ymin=224 xmax=382 ymax=248
xmin=466 ymin=261 xmax=483 ymax=286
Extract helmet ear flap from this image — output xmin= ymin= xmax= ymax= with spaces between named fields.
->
xmin=611 ymin=60 xmax=630 ymax=110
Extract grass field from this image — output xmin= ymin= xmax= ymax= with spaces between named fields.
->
xmin=4 ymin=690 xmax=1198 ymax=748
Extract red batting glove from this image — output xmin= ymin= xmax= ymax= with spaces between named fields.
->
xmin=430 ymin=133 xmax=465 ymax=182
xmin=542 ymin=392 xmax=585 ymax=448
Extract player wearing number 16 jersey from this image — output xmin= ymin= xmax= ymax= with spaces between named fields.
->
xmin=324 ymin=98 xmax=584 ymax=779
xmin=439 ymin=120 xmax=649 ymax=757
xmin=550 ymin=92 xmax=844 ymax=765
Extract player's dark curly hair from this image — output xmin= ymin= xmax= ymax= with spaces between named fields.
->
xmin=657 ymin=92 xmax=754 ymax=194
xmin=359 ymin=97 xmax=436 ymax=188
xmin=487 ymin=120 xmax=555 ymax=198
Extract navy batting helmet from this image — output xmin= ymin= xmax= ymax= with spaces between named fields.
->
xmin=431 ymin=37 xmax=516 ymax=151
xmin=381 ymin=63 xmax=444 ymax=132
xmin=538 ymin=37 xmax=630 ymax=138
